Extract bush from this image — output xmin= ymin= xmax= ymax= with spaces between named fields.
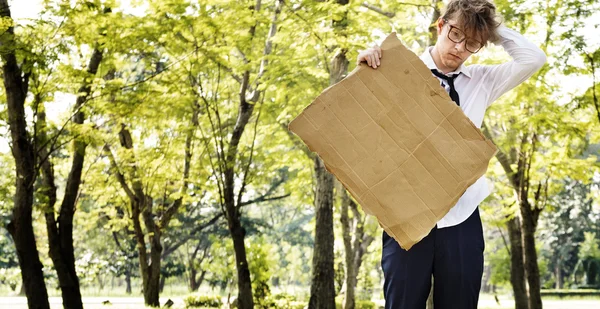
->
xmin=184 ymin=294 xmax=223 ymax=308
xmin=575 ymin=284 xmax=600 ymax=289
xmin=274 ymin=300 xmax=307 ymax=309
xmin=335 ymin=299 xmax=376 ymax=309
xmin=272 ymin=293 xmax=298 ymax=302
xmin=356 ymin=300 xmax=377 ymax=309
xmin=257 ymin=293 xmax=306 ymax=309
xmin=540 ymin=289 xmax=600 ymax=298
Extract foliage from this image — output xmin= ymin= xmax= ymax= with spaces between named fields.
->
xmin=1 ymin=0 xmax=600 ymax=305
xmin=184 ymin=294 xmax=223 ymax=308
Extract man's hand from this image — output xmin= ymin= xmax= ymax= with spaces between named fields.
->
xmin=357 ymin=45 xmax=382 ymax=69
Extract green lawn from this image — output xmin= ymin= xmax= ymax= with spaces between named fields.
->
xmin=1 ymin=287 xmax=599 ymax=309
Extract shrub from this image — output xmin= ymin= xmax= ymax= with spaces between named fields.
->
xmin=257 ymin=293 xmax=306 ymax=309
xmin=540 ymin=289 xmax=600 ymax=299
xmin=272 ymin=293 xmax=298 ymax=302
xmin=356 ymin=300 xmax=377 ymax=309
xmin=184 ymin=294 xmax=223 ymax=308
xmin=334 ymin=299 xmax=376 ymax=309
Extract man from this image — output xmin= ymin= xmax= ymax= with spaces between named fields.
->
xmin=356 ymin=0 xmax=546 ymax=308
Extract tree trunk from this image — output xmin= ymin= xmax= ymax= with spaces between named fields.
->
xmin=221 ymin=100 xmax=255 ymax=309
xmin=8 ymin=190 xmax=50 ymax=309
xmin=520 ymin=203 xmax=542 ymax=309
xmin=128 ymin=196 xmax=160 ymax=307
xmin=189 ymin=266 xmax=199 ymax=292
xmin=19 ymin=280 xmax=26 ymax=296
xmin=197 ymin=270 xmax=207 ymax=291
xmin=159 ymin=275 xmax=166 ymax=293
xmin=308 ymin=157 xmax=336 ymax=309
xmin=555 ymin=258 xmax=562 ymax=289
xmin=507 ymin=217 xmax=529 ymax=309
xmin=188 ymin=242 xmax=208 ymax=292
xmin=137 ymin=230 xmax=161 ymax=307
xmin=340 ymin=189 xmax=356 ymax=309
xmin=142 ymin=199 xmax=162 ymax=307
xmin=339 ymin=187 xmax=374 ymax=309
xmin=0 ymin=2 xmax=50 ymax=308
xmin=125 ymin=268 xmax=132 ymax=295
xmin=228 ymin=213 xmax=254 ymax=309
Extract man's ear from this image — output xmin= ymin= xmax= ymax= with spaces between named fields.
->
xmin=436 ymin=17 xmax=444 ymax=36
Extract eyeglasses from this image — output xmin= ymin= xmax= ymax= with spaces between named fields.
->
xmin=443 ymin=19 xmax=483 ymax=54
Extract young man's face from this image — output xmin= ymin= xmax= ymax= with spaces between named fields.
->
xmin=434 ymin=18 xmax=485 ymax=71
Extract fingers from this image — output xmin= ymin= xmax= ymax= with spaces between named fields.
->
xmin=365 ymin=53 xmax=372 ymax=67
xmin=369 ymin=54 xmax=377 ymax=69
xmin=357 ymin=45 xmax=382 ymax=69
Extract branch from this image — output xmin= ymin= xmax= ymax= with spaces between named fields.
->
xmin=117 ymin=125 xmax=145 ymax=202
xmin=103 ymin=144 xmax=136 ymax=202
xmin=160 ymin=102 xmax=200 ymax=227
xmin=59 ymin=45 xmax=106 ymax=226
xmin=238 ymin=170 xmax=289 ymax=208
xmin=482 ymin=121 xmax=518 ymax=188
xmin=280 ymin=122 xmax=315 ymax=160
xmin=360 ymin=2 xmax=395 ymax=18
xmin=238 ymin=0 xmax=262 ymax=104
xmin=176 ymin=31 xmax=242 ymax=83
xmin=498 ymin=226 xmax=511 ymax=256
xmin=239 ymin=193 xmax=290 ymax=207
xmin=586 ymin=54 xmax=600 ymax=124
xmin=247 ymin=0 xmax=284 ymax=103
xmin=161 ymin=213 xmax=223 ymax=259
xmin=236 ymin=95 xmax=264 ymax=207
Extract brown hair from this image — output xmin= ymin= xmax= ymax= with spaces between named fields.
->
xmin=441 ymin=0 xmax=501 ymax=44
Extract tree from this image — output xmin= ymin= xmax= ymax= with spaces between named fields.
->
xmin=95 ymin=24 xmax=202 ymax=305
xmin=0 ymin=1 xmax=51 ymax=307
xmin=34 ymin=4 xmax=111 ymax=307
xmin=306 ymin=0 xmax=351 ymax=306
xmin=103 ymin=106 xmax=198 ymax=306
xmin=338 ymin=185 xmax=375 ymax=309
xmin=484 ymin=1 xmax=600 ymax=308
xmin=172 ymin=1 xmax=285 ymax=307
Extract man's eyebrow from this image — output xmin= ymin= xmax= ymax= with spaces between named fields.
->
xmin=461 ymin=26 xmax=485 ymax=43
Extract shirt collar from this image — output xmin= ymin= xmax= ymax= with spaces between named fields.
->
xmin=420 ymin=47 xmax=471 ymax=79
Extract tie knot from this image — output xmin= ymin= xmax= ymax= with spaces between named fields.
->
xmin=431 ymin=69 xmax=459 ymax=82
xmin=430 ymin=69 xmax=460 ymax=106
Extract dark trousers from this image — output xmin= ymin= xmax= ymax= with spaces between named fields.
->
xmin=381 ymin=207 xmax=484 ymax=309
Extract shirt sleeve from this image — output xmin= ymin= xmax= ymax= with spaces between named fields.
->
xmin=481 ymin=25 xmax=547 ymax=105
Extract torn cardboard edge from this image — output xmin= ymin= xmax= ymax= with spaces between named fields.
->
xmin=289 ymin=32 xmax=497 ymax=250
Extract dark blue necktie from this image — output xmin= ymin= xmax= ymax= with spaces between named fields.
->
xmin=431 ymin=69 xmax=460 ymax=106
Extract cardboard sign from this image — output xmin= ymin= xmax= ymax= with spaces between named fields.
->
xmin=289 ymin=33 xmax=497 ymax=250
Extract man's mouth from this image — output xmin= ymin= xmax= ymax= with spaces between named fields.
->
xmin=450 ymin=53 xmax=461 ymax=60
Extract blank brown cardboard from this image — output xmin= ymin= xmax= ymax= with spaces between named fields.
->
xmin=289 ymin=33 xmax=497 ymax=250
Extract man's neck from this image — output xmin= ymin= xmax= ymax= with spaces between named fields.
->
xmin=430 ymin=46 xmax=458 ymax=74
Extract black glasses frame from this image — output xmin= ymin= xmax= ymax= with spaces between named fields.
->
xmin=443 ymin=19 xmax=483 ymax=54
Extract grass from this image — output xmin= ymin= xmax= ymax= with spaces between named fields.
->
xmin=2 ymin=284 xmax=599 ymax=309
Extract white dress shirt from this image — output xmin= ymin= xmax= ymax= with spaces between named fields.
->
xmin=420 ymin=25 xmax=547 ymax=228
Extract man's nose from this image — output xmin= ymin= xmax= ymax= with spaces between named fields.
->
xmin=455 ymin=40 xmax=467 ymax=53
